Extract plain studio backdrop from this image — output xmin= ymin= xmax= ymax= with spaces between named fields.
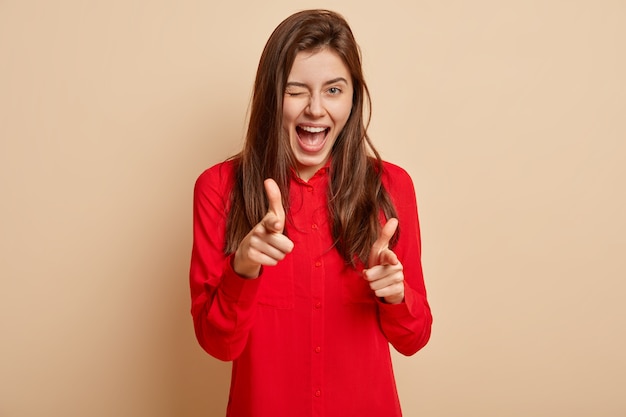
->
xmin=1 ymin=1 xmax=624 ymax=416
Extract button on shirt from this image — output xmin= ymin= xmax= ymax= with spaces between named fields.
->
xmin=190 ymin=159 xmax=432 ymax=417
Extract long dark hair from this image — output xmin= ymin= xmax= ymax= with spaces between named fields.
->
xmin=225 ymin=9 xmax=398 ymax=266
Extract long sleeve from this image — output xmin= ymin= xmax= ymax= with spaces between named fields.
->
xmin=377 ymin=162 xmax=433 ymax=356
xmin=189 ymin=161 xmax=260 ymax=361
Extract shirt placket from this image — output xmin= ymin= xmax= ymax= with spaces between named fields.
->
xmin=304 ymin=182 xmax=325 ymax=417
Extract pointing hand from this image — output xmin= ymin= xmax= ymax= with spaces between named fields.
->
xmin=233 ymin=179 xmax=294 ymax=278
xmin=363 ymin=218 xmax=405 ymax=304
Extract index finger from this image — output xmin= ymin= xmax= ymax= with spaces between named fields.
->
xmin=368 ymin=218 xmax=399 ymax=267
xmin=263 ymin=178 xmax=285 ymax=232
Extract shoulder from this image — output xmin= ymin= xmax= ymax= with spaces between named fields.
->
xmin=380 ymin=160 xmax=416 ymax=192
xmin=195 ymin=159 xmax=237 ymax=188
xmin=380 ymin=161 xmax=421 ymax=226
xmin=194 ymin=158 xmax=238 ymax=200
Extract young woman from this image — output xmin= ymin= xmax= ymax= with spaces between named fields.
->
xmin=190 ymin=9 xmax=432 ymax=417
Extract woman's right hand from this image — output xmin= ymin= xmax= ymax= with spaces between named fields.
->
xmin=232 ymin=179 xmax=294 ymax=278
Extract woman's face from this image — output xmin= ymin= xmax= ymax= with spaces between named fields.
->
xmin=283 ymin=48 xmax=354 ymax=181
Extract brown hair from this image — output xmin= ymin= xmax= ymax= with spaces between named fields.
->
xmin=225 ymin=9 xmax=398 ymax=266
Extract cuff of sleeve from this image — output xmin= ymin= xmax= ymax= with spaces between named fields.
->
xmin=377 ymin=282 xmax=418 ymax=319
xmin=218 ymin=255 xmax=262 ymax=306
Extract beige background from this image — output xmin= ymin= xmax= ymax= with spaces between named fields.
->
xmin=1 ymin=0 xmax=625 ymax=416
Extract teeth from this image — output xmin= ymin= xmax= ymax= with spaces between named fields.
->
xmin=300 ymin=126 xmax=326 ymax=133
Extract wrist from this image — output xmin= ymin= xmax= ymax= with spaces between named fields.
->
xmin=232 ymin=251 xmax=261 ymax=279
xmin=382 ymin=293 xmax=405 ymax=305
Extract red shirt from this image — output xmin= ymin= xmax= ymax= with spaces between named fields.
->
xmin=190 ymin=159 xmax=432 ymax=417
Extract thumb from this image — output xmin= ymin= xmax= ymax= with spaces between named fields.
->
xmin=368 ymin=218 xmax=399 ymax=268
xmin=263 ymin=178 xmax=286 ymax=233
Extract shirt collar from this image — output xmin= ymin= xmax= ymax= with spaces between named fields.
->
xmin=290 ymin=160 xmax=331 ymax=185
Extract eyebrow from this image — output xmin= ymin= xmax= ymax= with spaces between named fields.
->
xmin=285 ymin=77 xmax=349 ymax=88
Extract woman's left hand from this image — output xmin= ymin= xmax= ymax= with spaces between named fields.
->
xmin=363 ymin=218 xmax=405 ymax=304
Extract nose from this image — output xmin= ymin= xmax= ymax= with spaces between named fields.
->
xmin=305 ymin=93 xmax=325 ymax=118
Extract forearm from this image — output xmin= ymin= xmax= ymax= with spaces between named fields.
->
xmin=377 ymin=281 xmax=432 ymax=356
xmin=191 ymin=256 xmax=261 ymax=361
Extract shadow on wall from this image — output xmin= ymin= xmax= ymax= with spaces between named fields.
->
xmin=160 ymin=101 xmax=249 ymax=416
xmin=127 ymin=82 xmax=247 ymax=417
xmin=160 ymin=206 xmax=232 ymax=417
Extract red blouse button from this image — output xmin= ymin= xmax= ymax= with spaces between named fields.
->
xmin=315 ymin=346 xmax=321 ymax=353
xmin=314 ymin=302 xmax=321 ymax=309
xmin=315 ymin=390 xmax=321 ymax=397
xmin=311 ymin=223 xmax=318 ymax=230
xmin=315 ymin=261 xmax=322 ymax=267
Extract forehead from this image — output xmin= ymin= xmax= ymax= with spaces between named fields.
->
xmin=288 ymin=48 xmax=351 ymax=82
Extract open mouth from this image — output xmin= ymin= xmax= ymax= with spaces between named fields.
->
xmin=296 ymin=125 xmax=330 ymax=152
